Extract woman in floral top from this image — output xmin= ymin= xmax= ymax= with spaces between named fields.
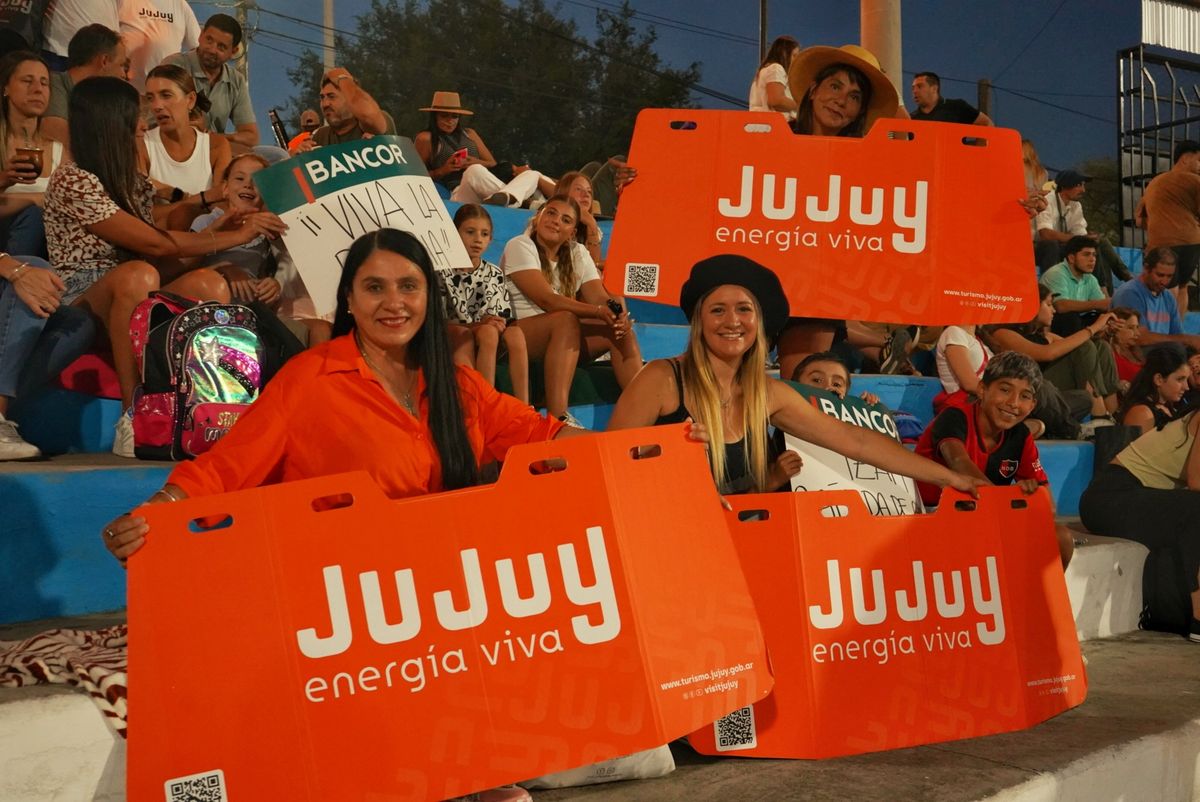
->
xmin=42 ymin=76 xmax=284 ymax=456
xmin=441 ymin=204 xmax=529 ymax=404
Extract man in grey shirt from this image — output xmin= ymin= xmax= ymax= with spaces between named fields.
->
xmin=163 ymin=13 xmax=258 ymax=150
xmin=42 ymin=24 xmax=130 ymax=149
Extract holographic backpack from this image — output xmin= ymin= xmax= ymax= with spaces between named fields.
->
xmin=130 ymin=292 xmax=262 ymax=461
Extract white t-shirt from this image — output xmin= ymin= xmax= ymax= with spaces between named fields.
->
xmin=44 ymin=0 xmax=120 ymax=57
xmin=748 ymin=63 xmax=795 ymax=121
xmin=935 ymin=326 xmax=992 ymax=394
xmin=120 ymin=0 xmax=200 ymax=90
xmin=500 ymin=234 xmax=600 ymax=319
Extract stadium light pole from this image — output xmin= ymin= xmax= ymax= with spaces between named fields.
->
xmin=860 ymin=0 xmax=902 ymax=99
xmin=324 ymin=0 xmax=335 ymax=69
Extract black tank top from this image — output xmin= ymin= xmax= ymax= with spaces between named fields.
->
xmin=655 ymin=359 xmax=756 ymax=494
xmin=428 ymin=128 xmax=480 ymax=190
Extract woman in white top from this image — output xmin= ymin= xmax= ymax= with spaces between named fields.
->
xmin=138 ymin=63 xmax=230 ymax=206
xmin=0 ymin=51 xmax=68 ymax=257
xmin=500 ymin=196 xmax=642 ymax=421
xmin=748 ymin=35 xmax=800 ymax=120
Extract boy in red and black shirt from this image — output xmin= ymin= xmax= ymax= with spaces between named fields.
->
xmin=915 ymin=351 xmax=1073 ymax=567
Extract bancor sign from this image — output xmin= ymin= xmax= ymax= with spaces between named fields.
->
xmin=605 ymin=109 xmax=1038 ymax=325
xmin=126 ymin=426 xmax=771 ymax=801
xmin=255 ymin=135 xmax=471 ymax=318
xmin=688 ymin=487 xmax=1085 ymax=759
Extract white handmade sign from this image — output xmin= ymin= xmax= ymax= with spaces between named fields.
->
xmin=784 ymin=383 xmax=923 ymax=516
xmin=255 ymin=135 xmax=470 ymax=316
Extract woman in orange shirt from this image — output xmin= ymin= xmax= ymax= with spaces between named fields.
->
xmin=100 ymin=228 xmax=589 ymax=559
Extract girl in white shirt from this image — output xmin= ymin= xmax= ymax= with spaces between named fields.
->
xmin=500 ymin=196 xmax=641 ymax=421
xmin=748 ymin=35 xmax=800 ymax=120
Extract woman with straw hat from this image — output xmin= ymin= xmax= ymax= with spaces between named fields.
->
xmin=774 ymin=44 xmax=904 ymax=380
xmin=414 ymin=90 xmax=555 ymax=208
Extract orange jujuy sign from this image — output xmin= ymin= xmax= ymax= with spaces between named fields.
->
xmin=688 ymin=487 xmax=1085 ymax=759
xmin=126 ymin=426 xmax=772 ymax=801
xmin=605 ymin=109 xmax=1038 ymax=325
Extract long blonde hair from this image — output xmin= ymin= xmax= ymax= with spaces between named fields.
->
xmin=531 ymin=196 xmax=582 ymax=297
xmin=680 ymin=291 xmax=772 ymax=492
xmin=1022 ymin=139 xmax=1048 ymax=187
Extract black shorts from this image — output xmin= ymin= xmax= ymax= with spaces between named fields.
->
xmin=1168 ymin=244 xmax=1200 ymax=288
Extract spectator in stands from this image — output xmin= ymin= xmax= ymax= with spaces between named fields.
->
xmin=287 ymin=108 xmax=320 ymax=154
xmin=442 ymin=204 xmax=528 ymax=404
xmin=501 ymin=196 xmax=639 ymax=422
xmin=749 ymin=35 xmax=800 ymax=120
xmin=189 ymin=153 xmax=330 ymax=347
xmin=1117 ymin=343 xmax=1190 ymax=434
xmin=162 ymin=14 xmax=256 ymax=151
xmin=553 ymin=170 xmax=603 ymax=267
xmin=607 ymin=254 xmax=984 ymax=496
xmin=1136 ymin=140 xmax=1200 ymax=317
xmin=139 ymin=64 xmax=230 ymax=201
xmin=119 ymin=0 xmax=199 ymax=90
xmin=915 ymin=351 xmax=1074 ymax=567
xmin=41 ymin=25 xmax=129 ymax=148
xmin=1022 ymin=139 xmax=1051 ymax=237
xmin=1111 ymin=247 xmax=1200 ymax=351
xmin=0 ymin=0 xmax=49 ymax=61
xmin=579 ymin=154 xmax=637 ymax=216
xmin=1106 ymin=306 xmax=1144 ymax=389
xmin=414 ymin=91 xmax=554 ymax=207
xmin=1188 ymin=347 xmax=1200 ymax=408
xmin=790 ymin=350 xmax=881 ymax=405
xmin=300 ymin=67 xmax=395 ymax=149
xmin=909 ymin=71 xmax=992 ymax=125
xmin=986 ymin=284 xmax=1119 ymax=422
xmin=933 ymin=323 xmax=991 ymax=411
xmin=1079 ymin=407 xmax=1200 ymax=642
xmin=1034 ymin=169 xmax=1131 ymax=291
xmin=1040 ymin=235 xmax=1111 ymax=334
xmin=44 ymin=76 xmax=283 ymax=457
xmin=776 ymin=44 xmax=901 ymax=376
xmin=0 ymin=253 xmax=96 ymax=460
xmin=42 ymin=0 xmax=119 ymax=72
xmin=0 ymin=51 xmax=64 ymax=259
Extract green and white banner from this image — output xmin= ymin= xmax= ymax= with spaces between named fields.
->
xmin=255 ymin=135 xmax=470 ymax=316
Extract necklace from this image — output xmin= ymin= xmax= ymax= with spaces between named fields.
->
xmin=355 ymin=332 xmax=416 ymax=415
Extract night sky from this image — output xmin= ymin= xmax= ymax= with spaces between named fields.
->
xmin=197 ymin=0 xmax=1144 ymax=173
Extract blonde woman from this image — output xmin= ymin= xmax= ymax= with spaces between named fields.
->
xmin=500 ymin=195 xmax=640 ymax=422
xmin=607 ymin=254 xmax=984 ymax=496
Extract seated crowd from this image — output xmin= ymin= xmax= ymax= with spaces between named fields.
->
xmin=0 ymin=19 xmax=1195 ymax=799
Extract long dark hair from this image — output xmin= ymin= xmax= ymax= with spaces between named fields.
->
xmin=69 ymin=76 xmax=149 ymax=222
xmin=423 ymin=111 xmax=462 ymax=168
xmin=331 ymin=229 xmax=479 ymax=490
xmin=759 ymin=35 xmax=799 ymax=70
xmin=1118 ymin=342 xmax=1187 ymax=423
xmin=794 ymin=62 xmax=873 ymax=138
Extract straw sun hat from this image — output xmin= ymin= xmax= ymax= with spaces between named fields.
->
xmin=419 ymin=91 xmax=474 ymax=115
xmin=787 ymin=44 xmax=900 ymax=132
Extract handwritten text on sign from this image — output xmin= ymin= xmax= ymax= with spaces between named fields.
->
xmin=784 ymin=385 xmax=923 ymax=517
xmin=255 ymin=136 xmax=471 ymax=317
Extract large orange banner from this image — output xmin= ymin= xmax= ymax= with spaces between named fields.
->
xmin=605 ymin=109 xmax=1038 ymax=325
xmin=688 ymin=487 xmax=1085 ymax=758
xmin=126 ymin=426 xmax=772 ymax=801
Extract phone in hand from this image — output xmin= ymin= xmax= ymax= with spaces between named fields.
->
xmin=606 ymin=299 xmax=624 ymax=318
xmin=451 ymin=148 xmax=468 ymax=165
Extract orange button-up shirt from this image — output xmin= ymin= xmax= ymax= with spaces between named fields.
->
xmin=168 ymin=334 xmax=564 ymax=498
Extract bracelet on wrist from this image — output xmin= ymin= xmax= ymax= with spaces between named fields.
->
xmin=200 ymin=191 xmax=211 ymax=210
xmin=151 ymin=487 xmax=181 ymax=503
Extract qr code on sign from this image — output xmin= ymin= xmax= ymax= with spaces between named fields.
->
xmin=623 ymin=263 xmax=660 ymax=297
xmin=165 ymin=769 xmax=227 ymax=802
xmin=714 ymin=705 xmax=757 ymax=752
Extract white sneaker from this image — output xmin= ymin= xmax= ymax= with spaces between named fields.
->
xmin=112 ymin=410 xmax=135 ymax=459
xmin=0 ymin=413 xmax=41 ymax=460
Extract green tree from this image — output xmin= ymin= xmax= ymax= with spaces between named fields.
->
xmin=283 ymin=0 xmax=699 ymax=175
xmin=1078 ymin=156 xmax=1120 ymax=245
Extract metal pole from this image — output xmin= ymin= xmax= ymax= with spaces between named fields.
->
xmin=977 ymin=78 xmax=991 ymax=118
xmin=236 ymin=0 xmax=252 ymax=83
xmin=759 ymin=0 xmax=767 ymax=63
xmin=860 ymin=0 xmax=902 ymax=100
xmin=324 ymin=0 xmax=335 ymax=70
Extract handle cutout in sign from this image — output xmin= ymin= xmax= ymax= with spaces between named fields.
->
xmin=744 ymin=123 xmax=773 ymax=134
xmin=962 ymin=136 xmax=988 ymax=147
xmin=737 ymin=509 xmax=770 ymax=522
xmin=629 ymin=444 xmax=663 ymax=460
xmin=886 ymin=130 xmax=916 ymax=141
xmin=819 ymin=505 xmax=851 ymax=518
xmin=953 ymin=499 xmax=978 ymax=512
xmin=528 ymin=457 xmax=568 ymax=475
xmin=1010 ymin=498 xmax=1029 ymax=510
xmin=188 ymin=514 xmax=233 ymax=533
xmin=669 ymin=120 xmax=698 ymax=130
xmin=312 ymin=493 xmax=355 ymax=512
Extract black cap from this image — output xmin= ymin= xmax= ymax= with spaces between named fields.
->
xmin=1055 ymin=169 xmax=1091 ymax=189
xmin=678 ymin=254 xmax=790 ymax=341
